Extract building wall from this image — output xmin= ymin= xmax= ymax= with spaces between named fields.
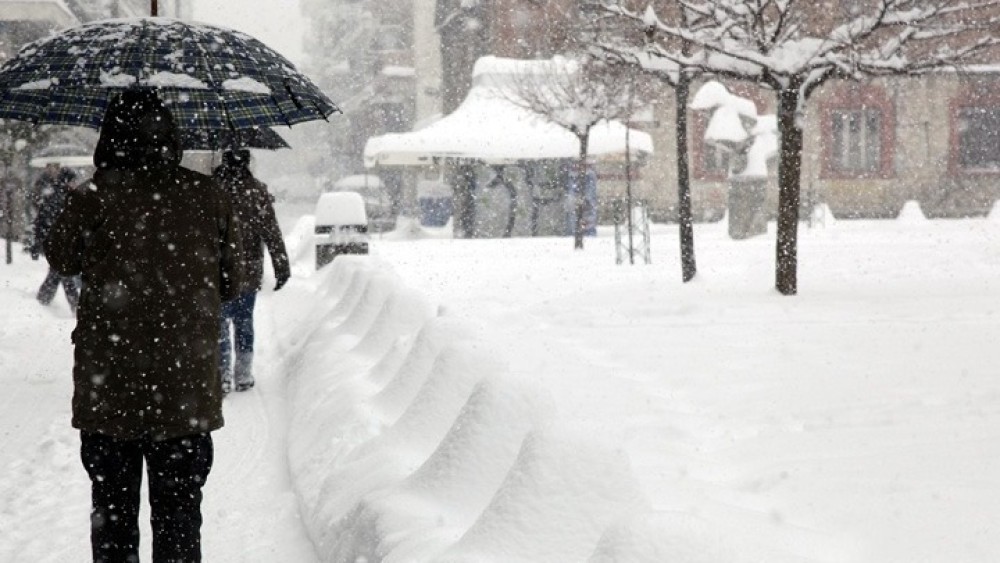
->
xmin=488 ymin=0 xmax=575 ymax=59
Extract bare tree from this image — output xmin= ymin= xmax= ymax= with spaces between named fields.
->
xmin=504 ymin=58 xmax=635 ymax=249
xmin=591 ymin=1 xmax=713 ymax=282
xmin=599 ymin=0 xmax=1000 ymax=294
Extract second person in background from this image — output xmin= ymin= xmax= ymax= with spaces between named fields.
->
xmin=214 ymin=149 xmax=291 ymax=393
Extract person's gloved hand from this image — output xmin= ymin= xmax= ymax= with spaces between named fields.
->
xmin=274 ymin=264 xmax=291 ymax=291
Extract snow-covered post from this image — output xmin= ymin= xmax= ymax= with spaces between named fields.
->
xmin=691 ymin=81 xmax=777 ymax=240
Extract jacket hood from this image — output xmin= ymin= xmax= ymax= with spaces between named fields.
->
xmin=94 ymin=89 xmax=183 ymax=171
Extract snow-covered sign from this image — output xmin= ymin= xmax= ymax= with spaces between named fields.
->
xmin=363 ymin=56 xmax=653 ymax=167
xmin=692 ymin=80 xmax=777 ymax=179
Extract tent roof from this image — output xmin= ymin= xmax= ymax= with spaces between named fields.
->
xmin=364 ymin=56 xmax=653 ymax=167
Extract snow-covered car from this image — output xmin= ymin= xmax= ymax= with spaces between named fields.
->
xmin=314 ymin=191 xmax=369 ymax=269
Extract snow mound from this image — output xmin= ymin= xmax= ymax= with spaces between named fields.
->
xmin=988 ymin=199 xmax=1000 ymax=222
xmin=438 ymin=428 xmax=646 ymax=562
xmin=371 ymin=316 xmax=475 ymax=422
xmin=329 ymin=375 xmax=554 ymax=561
xmin=285 ymin=257 xmax=651 ymax=562
xmin=810 ymin=203 xmax=836 ymax=226
xmin=897 ymin=200 xmax=926 ymax=223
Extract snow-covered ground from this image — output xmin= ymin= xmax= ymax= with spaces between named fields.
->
xmin=3 ymin=206 xmax=1000 ymax=562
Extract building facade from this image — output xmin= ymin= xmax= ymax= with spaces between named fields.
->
xmin=634 ymin=0 xmax=1000 ymax=221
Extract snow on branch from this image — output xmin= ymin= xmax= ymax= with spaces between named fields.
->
xmin=593 ymin=0 xmax=1000 ymax=93
xmin=497 ymin=56 xmax=635 ymax=140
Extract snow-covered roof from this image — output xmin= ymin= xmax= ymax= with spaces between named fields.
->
xmin=364 ymin=56 xmax=653 ymax=167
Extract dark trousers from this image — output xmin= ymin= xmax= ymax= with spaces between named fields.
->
xmin=219 ymin=290 xmax=257 ymax=378
xmin=80 ymin=431 xmax=214 ymax=563
xmin=37 ymin=269 xmax=80 ymax=308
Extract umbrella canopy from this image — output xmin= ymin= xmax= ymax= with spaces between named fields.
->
xmin=0 ymin=17 xmax=339 ymax=133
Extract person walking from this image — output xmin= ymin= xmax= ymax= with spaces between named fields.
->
xmin=43 ymin=90 xmax=243 ymax=563
xmin=213 ymin=149 xmax=290 ymax=394
xmin=29 ymin=162 xmax=80 ymax=312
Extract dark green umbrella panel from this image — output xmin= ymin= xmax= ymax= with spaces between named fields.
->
xmin=0 ymin=17 xmax=339 ymax=132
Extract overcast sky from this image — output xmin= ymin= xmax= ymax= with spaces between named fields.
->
xmin=190 ymin=0 xmax=305 ymax=65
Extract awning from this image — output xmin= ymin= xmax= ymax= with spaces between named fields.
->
xmin=364 ymin=56 xmax=653 ymax=167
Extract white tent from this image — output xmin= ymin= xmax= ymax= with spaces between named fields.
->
xmin=364 ymin=56 xmax=653 ymax=167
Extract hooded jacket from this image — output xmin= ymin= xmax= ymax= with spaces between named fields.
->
xmin=45 ymin=89 xmax=243 ymax=440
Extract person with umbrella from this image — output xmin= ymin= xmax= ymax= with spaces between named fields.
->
xmin=213 ymin=148 xmax=290 ymax=394
xmin=44 ymin=89 xmax=243 ymax=562
xmin=0 ymin=17 xmax=337 ymax=560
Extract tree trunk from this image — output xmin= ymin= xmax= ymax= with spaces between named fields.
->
xmin=775 ymin=88 xmax=804 ymax=296
xmin=675 ymin=78 xmax=696 ymax=282
xmin=574 ymin=132 xmax=591 ymax=250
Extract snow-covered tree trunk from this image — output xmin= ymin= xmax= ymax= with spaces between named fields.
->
xmin=775 ymin=87 xmax=804 ymax=296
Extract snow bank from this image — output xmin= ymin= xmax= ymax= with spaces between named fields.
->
xmin=281 ymin=247 xmax=652 ymax=561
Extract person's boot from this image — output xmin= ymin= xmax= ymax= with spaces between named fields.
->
xmin=221 ymin=372 xmax=233 ymax=395
xmin=234 ymin=352 xmax=254 ymax=392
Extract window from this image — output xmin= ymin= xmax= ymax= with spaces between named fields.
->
xmin=830 ymin=109 xmax=881 ymax=175
xmin=956 ymin=107 xmax=1000 ymax=171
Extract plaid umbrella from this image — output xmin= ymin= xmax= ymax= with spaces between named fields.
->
xmin=0 ymin=17 xmax=339 ymax=133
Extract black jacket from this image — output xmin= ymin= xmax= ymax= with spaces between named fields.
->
xmin=29 ymin=169 xmax=77 ymax=256
xmin=213 ymin=164 xmax=289 ymax=292
xmin=45 ymin=90 xmax=243 ymax=440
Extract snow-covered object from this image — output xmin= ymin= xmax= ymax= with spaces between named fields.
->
xmin=690 ymin=81 xmax=756 ymax=117
xmin=438 ymin=428 xmax=646 ymax=562
xmin=314 ymin=192 xmax=366 ymax=226
xmin=704 ymin=105 xmax=750 ymax=144
xmin=364 ymin=56 xmax=653 ymax=166
xmin=897 ymin=200 xmax=927 ymax=223
xmin=693 ymin=80 xmax=777 ymax=178
xmin=989 ymin=200 xmax=1000 ymax=222
xmin=744 ymin=115 xmax=778 ymax=178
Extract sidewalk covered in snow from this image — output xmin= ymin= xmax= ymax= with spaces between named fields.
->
xmin=363 ymin=56 xmax=653 ymax=167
